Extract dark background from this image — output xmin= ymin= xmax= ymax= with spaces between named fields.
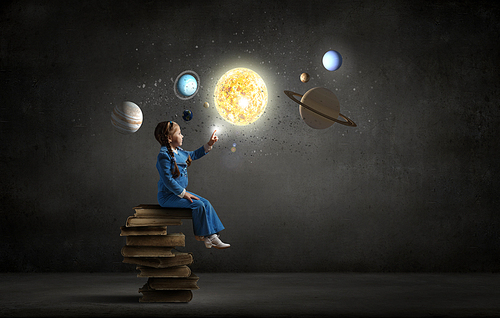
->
xmin=1 ymin=0 xmax=499 ymax=273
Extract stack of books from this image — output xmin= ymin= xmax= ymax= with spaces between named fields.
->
xmin=120 ymin=204 xmax=199 ymax=302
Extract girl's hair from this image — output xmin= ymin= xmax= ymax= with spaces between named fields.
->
xmin=154 ymin=121 xmax=191 ymax=178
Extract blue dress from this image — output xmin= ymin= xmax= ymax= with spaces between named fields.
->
xmin=156 ymin=145 xmax=225 ymax=237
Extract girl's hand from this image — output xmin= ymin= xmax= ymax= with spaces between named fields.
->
xmin=207 ymin=130 xmax=218 ymax=146
xmin=183 ymin=192 xmax=199 ymax=203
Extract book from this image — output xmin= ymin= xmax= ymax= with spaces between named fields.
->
xmin=147 ymin=273 xmax=200 ymax=290
xmin=121 ymin=246 xmax=175 ymax=258
xmin=126 ymin=216 xmax=182 ymax=227
xmin=139 ymin=284 xmax=193 ymax=302
xmin=134 ymin=204 xmax=192 ymax=219
xmin=120 ymin=226 xmax=167 ymax=236
xmin=121 ymin=206 xmax=200 ymax=303
xmin=137 ymin=265 xmax=191 ymax=278
xmin=122 ymin=250 xmax=194 ymax=268
xmin=126 ymin=233 xmax=185 ymax=247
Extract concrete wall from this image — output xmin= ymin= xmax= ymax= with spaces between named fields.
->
xmin=1 ymin=0 xmax=499 ymax=272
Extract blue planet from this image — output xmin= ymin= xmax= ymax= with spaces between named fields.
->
xmin=177 ymin=74 xmax=197 ymax=97
xmin=182 ymin=109 xmax=193 ymax=121
xmin=322 ymin=50 xmax=342 ymax=71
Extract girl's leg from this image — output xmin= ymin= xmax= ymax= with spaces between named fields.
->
xmin=190 ymin=194 xmax=225 ymax=237
xmin=158 ymin=191 xmax=225 ymax=237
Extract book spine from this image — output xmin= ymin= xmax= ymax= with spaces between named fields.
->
xmin=126 ymin=216 xmax=183 ymax=227
xmin=137 ymin=265 xmax=191 ymax=278
xmin=121 ymin=246 xmax=175 ymax=258
xmin=126 ymin=233 xmax=185 ymax=247
xmin=122 ymin=253 xmax=194 ymax=268
xmin=120 ymin=226 xmax=168 ymax=236
xmin=147 ymin=277 xmax=200 ymax=290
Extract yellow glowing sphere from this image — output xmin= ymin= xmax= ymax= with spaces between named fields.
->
xmin=214 ymin=68 xmax=268 ymax=126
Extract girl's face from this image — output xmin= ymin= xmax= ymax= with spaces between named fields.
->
xmin=168 ymin=126 xmax=183 ymax=149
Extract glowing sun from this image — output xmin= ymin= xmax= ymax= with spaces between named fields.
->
xmin=214 ymin=68 xmax=268 ymax=126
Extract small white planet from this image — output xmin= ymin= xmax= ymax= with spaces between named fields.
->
xmin=111 ymin=101 xmax=143 ymax=134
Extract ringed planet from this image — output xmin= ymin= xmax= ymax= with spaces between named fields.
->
xmin=177 ymin=74 xmax=197 ymax=96
xmin=174 ymin=70 xmax=200 ymax=100
xmin=214 ymin=67 xmax=268 ymax=126
xmin=284 ymin=87 xmax=356 ymax=129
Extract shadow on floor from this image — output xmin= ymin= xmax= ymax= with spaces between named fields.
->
xmin=68 ymin=295 xmax=140 ymax=304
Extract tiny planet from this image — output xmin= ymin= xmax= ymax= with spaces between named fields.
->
xmin=300 ymin=73 xmax=310 ymax=83
xmin=322 ymin=50 xmax=343 ymax=71
xmin=174 ymin=70 xmax=200 ymax=100
xmin=182 ymin=109 xmax=193 ymax=121
xmin=203 ymin=102 xmax=210 ymax=108
xmin=111 ymin=101 xmax=143 ymax=134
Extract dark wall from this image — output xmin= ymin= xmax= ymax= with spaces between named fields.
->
xmin=1 ymin=0 xmax=499 ymax=272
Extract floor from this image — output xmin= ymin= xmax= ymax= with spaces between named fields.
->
xmin=0 ymin=272 xmax=499 ymax=317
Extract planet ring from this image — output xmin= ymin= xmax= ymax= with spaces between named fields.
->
xmin=284 ymin=90 xmax=357 ymax=127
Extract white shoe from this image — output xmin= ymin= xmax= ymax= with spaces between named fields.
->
xmin=204 ymin=234 xmax=230 ymax=249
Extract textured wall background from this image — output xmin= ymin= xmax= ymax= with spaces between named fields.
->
xmin=1 ymin=0 xmax=499 ymax=272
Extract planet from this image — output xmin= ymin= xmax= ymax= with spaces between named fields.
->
xmin=182 ymin=109 xmax=193 ymax=121
xmin=203 ymin=102 xmax=210 ymax=108
xmin=214 ymin=67 xmax=268 ymax=126
xmin=322 ymin=50 xmax=342 ymax=71
xmin=111 ymin=101 xmax=143 ymax=134
xmin=174 ymin=70 xmax=200 ymax=100
xmin=300 ymin=73 xmax=310 ymax=83
xmin=284 ymin=87 xmax=356 ymax=129
xmin=177 ymin=74 xmax=197 ymax=96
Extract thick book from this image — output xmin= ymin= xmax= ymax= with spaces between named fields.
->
xmin=147 ymin=273 xmax=200 ymax=290
xmin=126 ymin=233 xmax=185 ymax=247
xmin=121 ymin=246 xmax=175 ymax=258
xmin=120 ymin=226 xmax=167 ymax=236
xmin=139 ymin=284 xmax=193 ymax=303
xmin=126 ymin=216 xmax=183 ymax=227
xmin=137 ymin=265 xmax=191 ymax=278
xmin=122 ymin=250 xmax=194 ymax=268
xmin=134 ymin=204 xmax=192 ymax=219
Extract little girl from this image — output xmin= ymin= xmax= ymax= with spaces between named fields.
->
xmin=154 ymin=120 xmax=230 ymax=249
